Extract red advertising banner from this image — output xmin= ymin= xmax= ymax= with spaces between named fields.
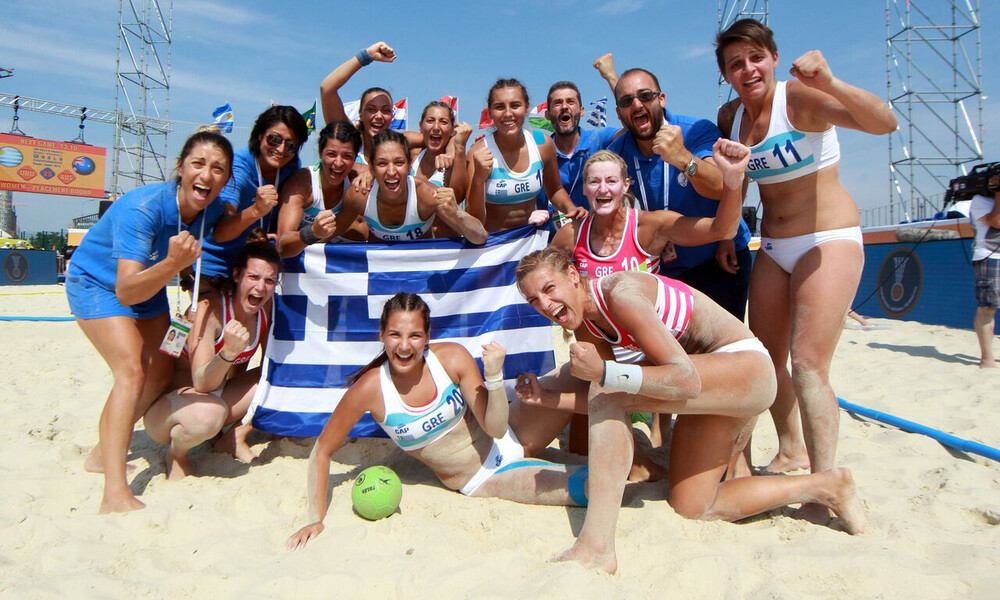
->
xmin=0 ymin=133 xmax=107 ymax=198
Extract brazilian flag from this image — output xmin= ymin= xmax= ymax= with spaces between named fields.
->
xmin=301 ymin=101 xmax=317 ymax=138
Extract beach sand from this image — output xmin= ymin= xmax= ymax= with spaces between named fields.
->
xmin=1 ymin=285 xmax=998 ymax=599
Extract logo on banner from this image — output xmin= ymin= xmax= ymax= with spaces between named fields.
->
xmin=3 ymin=251 xmax=29 ymax=284
xmin=18 ymin=165 xmax=37 ymax=181
xmin=877 ymin=249 xmax=922 ymax=317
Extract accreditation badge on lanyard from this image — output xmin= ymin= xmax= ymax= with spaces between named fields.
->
xmin=160 ymin=195 xmax=207 ymax=357
xmin=633 ymin=155 xmax=677 ymax=263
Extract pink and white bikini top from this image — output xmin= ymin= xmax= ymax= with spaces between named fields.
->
xmin=573 ymin=208 xmax=660 ymax=278
xmin=181 ymin=291 xmax=268 ymax=365
xmin=583 ymin=271 xmax=694 ymax=352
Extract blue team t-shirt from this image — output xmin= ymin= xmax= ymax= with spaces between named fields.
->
xmin=68 ymin=180 xmax=223 ymax=292
xmin=199 ymin=146 xmax=301 ymax=277
xmin=607 ymin=108 xmax=751 ymax=276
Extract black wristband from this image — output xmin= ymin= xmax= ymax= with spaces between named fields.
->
xmin=299 ymin=223 xmax=321 ymax=245
xmin=218 ymin=351 xmax=236 ymax=363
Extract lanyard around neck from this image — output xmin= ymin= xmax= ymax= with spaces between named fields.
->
xmin=175 ymin=191 xmax=207 ymax=315
xmin=631 ymin=154 xmax=670 ymax=212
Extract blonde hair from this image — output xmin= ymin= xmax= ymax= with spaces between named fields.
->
xmin=582 ymin=150 xmax=636 ymax=209
xmin=515 ymin=247 xmax=575 ymax=293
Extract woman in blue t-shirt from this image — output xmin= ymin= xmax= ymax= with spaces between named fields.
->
xmin=66 ymin=128 xmax=234 ymax=514
xmin=200 ymin=105 xmax=308 ymax=280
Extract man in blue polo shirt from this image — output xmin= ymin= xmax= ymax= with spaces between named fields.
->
xmin=599 ymin=61 xmax=752 ymax=319
xmin=544 ymin=81 xmax=620 ymax=209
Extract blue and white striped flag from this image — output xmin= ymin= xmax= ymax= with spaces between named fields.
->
xmin=212 ymin=103 xmax=234 ymax=133
xmin=247 ymin=226 xmax=556 ymax=438
xmin=586 ymin=97 xmax=608 ymax=128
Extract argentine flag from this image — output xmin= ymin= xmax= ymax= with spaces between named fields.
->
xmin=212 ymin=103 xmax=234 ymax=133
xmin=246 ymin=226 xmax=556 ymax=438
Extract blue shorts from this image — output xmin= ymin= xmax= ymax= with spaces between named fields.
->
xmin=973 ymin=257 xmax=1000 ymax=308
xmin=65 ymin=268 xmax=169 ymax=320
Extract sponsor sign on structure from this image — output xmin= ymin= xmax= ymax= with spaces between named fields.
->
xmin=0 ymin=133 xmax=106 ymax=198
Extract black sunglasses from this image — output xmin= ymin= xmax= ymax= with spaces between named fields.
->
xmin=616 ymin=89 xmax=660 ymax=108
xmin=265 ymin=132 xmax=299 ymax=154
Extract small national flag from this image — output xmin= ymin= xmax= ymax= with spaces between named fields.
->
xmin=390 ymin=98 xmax=408 ymax=130
xmin=439 ymin=95 xmax=459 ymax=121
xmin=343 ymin=100 xmax=361 ymax=123
xmin=301 ymin=100 xmax=317 ymax=137
xmin=479 ymin=107 xmax=494 ymax=130
xmin=587 ymin=97 xmax=608 ymax=128
xmin=528 ymin=102 xmax=552 ymax=132
xmin=212 ymin=103 xmax=234 ymax=134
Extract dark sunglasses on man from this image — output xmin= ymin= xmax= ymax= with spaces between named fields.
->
xmin=616 ymin=89 xmax=660 ymax=109
xmin=265 ymin=132 xmax=299 ymax=154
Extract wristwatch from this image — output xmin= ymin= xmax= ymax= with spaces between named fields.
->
xmin=684 ymin=156 xmax=698 ymax=178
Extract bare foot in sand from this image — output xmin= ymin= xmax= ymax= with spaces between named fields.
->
xmin=552 ymin=540 xmax=617 ymax=574
xmin=99 ymin=488 xmax=145 ymax=514
xmin=979 ymin=359 xmax=998 ymax=369
xmin=765 ymin=450 xmax=810 ymax=474
xmin=165 ymin=447 xmax=193 ymax=481
xmin=822 ymin=467 xmax=868 ymax=534
xmin=212 ymin=424 xmax=258 ymax=464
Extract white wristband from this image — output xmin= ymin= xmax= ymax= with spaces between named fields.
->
xmin=601 ymin=361 xmax=642 ymax=394
xmin=484 ymin=377 xmax=504 ymax=391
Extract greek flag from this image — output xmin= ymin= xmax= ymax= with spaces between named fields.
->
xmin=587 ymin=97 xmax=608 ymax=128
xmin=247 ymin=226 xmax=556 ymax=438
xmin=212 ymin=103 xmax=234 ymax=133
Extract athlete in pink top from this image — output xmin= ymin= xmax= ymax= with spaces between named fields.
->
xmin=583 ymin=272 xmax=693 ymax=352
xmin=179 ymin=289 xmax=269 ymax=366
xmin=552 ymin=144 xmax=746 ymax=465
xmin=513 ymin=137 xmax=867 ymax=575
xmin=144 ymin=235 xmax=279 ymax=479
xmin=552 ymin=148 xmax=743 ymax=281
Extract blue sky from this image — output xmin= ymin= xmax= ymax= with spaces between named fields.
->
xmin=2 ymin=0 xmax=996 ymax=233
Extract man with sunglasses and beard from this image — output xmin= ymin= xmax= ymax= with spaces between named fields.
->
xmin=202 ymin=106 xmax=309 ymax=283
xmin=595 ymin=56 xmax=752 ymax=323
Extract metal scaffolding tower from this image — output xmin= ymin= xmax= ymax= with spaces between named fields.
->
xmin=717 ymin=0 xmax=770 ymax=108
xmin=110 ymin=0 xmax=173 ymax=198
xmin=885 ymin=0 xmax=982 ymax=223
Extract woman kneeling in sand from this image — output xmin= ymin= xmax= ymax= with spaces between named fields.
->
xmin=515 ymin=249 xmax=867 ymax=570
xmin=143 ymin=232 xmax=279 ymax=478
xmin=287 ymin=292 xmax=590 ymax=551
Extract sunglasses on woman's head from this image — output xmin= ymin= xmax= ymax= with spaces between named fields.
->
xmin=616 ymin=90 xmax=660 ymax=108
xmin=265 ymin=132 xmax=298 ymax=154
